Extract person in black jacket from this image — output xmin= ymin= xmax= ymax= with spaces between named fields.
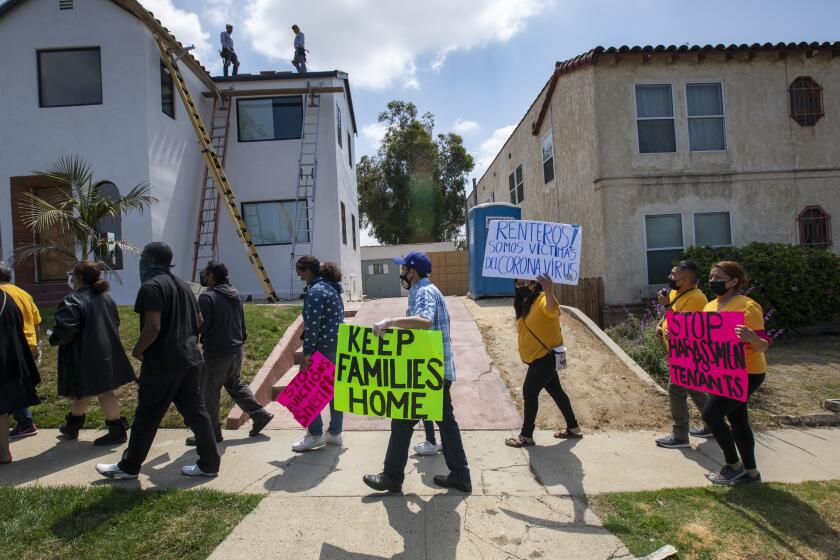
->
xmin=96 ymin=243 xmax=220 ymax=480
xmin=0 ymin=290 xmax=41 ymax=464
xmin=184 ymin=261 xmax=273 ymax=446
xmin=50 ymin=261 xmax=134 ymax=446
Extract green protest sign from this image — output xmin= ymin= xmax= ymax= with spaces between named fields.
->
xmin=334 ymin=324 xmax=445 ymax=421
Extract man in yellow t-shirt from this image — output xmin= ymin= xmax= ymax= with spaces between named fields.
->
xmin=653 ymin=260 xmax=712 ymax=449
xmin=0 ymin=262 xmax=41 ymax=438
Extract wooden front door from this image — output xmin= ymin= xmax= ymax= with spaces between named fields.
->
xmin=10 ymin=176 xmax=74 ymax=306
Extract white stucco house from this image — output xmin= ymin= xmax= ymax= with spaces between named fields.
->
xmin=0 ymin=0 xmax=362 ymax=305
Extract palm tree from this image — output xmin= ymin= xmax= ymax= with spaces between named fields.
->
xmin=15 ymin=155 xmax=156 ymax=270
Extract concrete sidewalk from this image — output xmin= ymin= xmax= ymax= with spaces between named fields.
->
xmin=2 ymin=428 xmax=837 ymax=559
xmin=263 ymin=296 xmax=522 ymax=431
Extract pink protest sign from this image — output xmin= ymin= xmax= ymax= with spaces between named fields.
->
xmin=276 ymin=351 xmax=335 ymax=428
xmin=667 ymin=311 xmax=749 ymax=402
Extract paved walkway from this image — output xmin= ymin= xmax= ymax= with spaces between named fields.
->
xmin=263 ymin=297 xmax=521 ymax=431
xmin=3 ymin=428 xmax=838 ymax=559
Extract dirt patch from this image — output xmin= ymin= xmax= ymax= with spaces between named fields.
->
xmin=750 ymin=333 xmax=840 ymax=427
xmin=461 ymin=297 xmax=671 ymax=432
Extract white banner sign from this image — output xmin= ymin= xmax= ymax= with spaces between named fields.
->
xmin=482 ymin=219 xmax=582 ymax=285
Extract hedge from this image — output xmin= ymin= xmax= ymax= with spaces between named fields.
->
xmin=680 ymin=243 xmax=840 ymax=330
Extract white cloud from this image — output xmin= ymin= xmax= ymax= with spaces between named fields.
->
xmin=142 ymin=0 xmax=216 ymax=71
xmin=203 ymin=0 xmax=236 ymax=28
xmin=361 ymin=122 xmax=389 ymax=148
xmin=471 ymin=124 xmax=516 ymax=182
xmin=452 ymin=118 xmax=480 ymax=135
xmin=242 ymin=0 xmax=551 ymax=89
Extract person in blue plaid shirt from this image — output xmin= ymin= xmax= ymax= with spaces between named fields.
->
xmin=363 ymin=251 xmax=472 ymax=493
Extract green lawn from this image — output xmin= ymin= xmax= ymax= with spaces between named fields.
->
xmin=592 ymin=480 xmax=840 ymax=560
xmin=29 ymin=304 xmax=300 ymax=429
xmin=1 ymin=485 xmax=261 ymax=560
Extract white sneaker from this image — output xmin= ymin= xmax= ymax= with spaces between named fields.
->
xmin=292 ymin=433 xmax=326 ymax=452
xmin=181 ymin=464 xmax=218 ymax=477
xmin=325 ymin=432 xmax=343 ymax=446
xmin=95 ymin=463 xmax=138 ymax=480
xmin=414 ymin=441 xmax=442 ymax=455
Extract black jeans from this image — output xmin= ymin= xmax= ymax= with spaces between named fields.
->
xmin=521 ymin=353 xmax=578 ymax=438
xmin=202 ymin=353 xmax=268 ymax=434
xmin=702 ymin=374 xmax=765 ymax=470
xmin=119 ymin=364 xmax=220 ymax=475
xmin=383 ymin=381 xmax=470 ymax=485
xmin=423 ymin=420 xmax=436 ymax=444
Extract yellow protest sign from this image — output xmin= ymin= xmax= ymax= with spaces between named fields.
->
xmin=334 ymin=324 xmax=444 ymax=421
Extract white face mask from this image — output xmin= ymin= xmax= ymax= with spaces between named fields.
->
xmin=67 ymin=275 xmax=75 ymax=289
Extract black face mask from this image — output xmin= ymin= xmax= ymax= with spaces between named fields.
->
xmin=400 ymin=272 xmax=412 ymax=290
xmin=667 ymin=279 xmax=679 ymax=290
xmin=515 ymin=286 xmax=532 ymax=298
xmin=709 ymin=280 xmax=729 ymax=296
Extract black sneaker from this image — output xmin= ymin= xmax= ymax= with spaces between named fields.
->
xmin=9 ymin=424 xmax=38 ymax=439
xmin=249 ymin=412 xmax=274 ymax=437
xmin=733 ymin=472 xmax=762 ymax=485
xmin=690 ymin=427 xmax=714 ymax=439
xmin=655 ymin=435 xmax=690 ymax=449
xmin=707 ymin=465 xmax=746 ymax=485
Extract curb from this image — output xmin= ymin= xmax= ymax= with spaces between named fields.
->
xmin=560 ymin=305 xmax=668 ymax=397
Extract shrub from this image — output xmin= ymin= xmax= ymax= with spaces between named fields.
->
xmin=680 ymin=243 xmax=840 ymax=330
xmin=605 ymin=304 xmax=669 ymax=387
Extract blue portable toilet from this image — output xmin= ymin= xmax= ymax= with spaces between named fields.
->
xmin=468 ymin=202 xmax=521 ymax=299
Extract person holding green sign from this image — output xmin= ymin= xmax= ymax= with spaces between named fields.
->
xmin=363 ymin=252 xmax=471 ymax=494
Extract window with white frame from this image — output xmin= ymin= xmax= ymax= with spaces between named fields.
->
xmin=542 ymin=132 xmax=555 ymax=183
xmin=635 ymin=85 xmax=676 ymax=153
xmin=645 ymin=214 xmax=683 ymax=284
xmin=237 ymin=96 xmax=302 ymax=142
xmin=242 ymin=200 xmax=308 ymax=245
xmin=687 ymin=83 xmax=726 ymax=151
xmin=694 ymin=212 xmax=731 ymax=246
xmin=482 ymin=192 xmax=495 ymax=203
xmin=368 ymin=263 xmax=389 ymax=275
xmin=508 ymin=165 xmax=524 ymax=205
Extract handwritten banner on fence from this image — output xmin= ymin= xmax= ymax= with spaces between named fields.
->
xmin=334 ymin=324 xmax=444 ymax=421
xmin=276 ymin=351 xmax=335 ymax=428
xmin=482 ymin=219 xmax=582 ymax=285
xmin=667 ymin=311 xmax=748 ymax=402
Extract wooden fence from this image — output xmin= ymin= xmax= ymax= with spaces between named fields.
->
xmin=427 ymin=251 xmax=469 ymax=296
xmin=553 ymin=277 xmax=604 ymax=327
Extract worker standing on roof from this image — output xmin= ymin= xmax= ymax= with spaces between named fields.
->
xmin=220 ymin=24 xmax=239 ymax=77
xmin=292 ymin=24 xmax=307 ymax=73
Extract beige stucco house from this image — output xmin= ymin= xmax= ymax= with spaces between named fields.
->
xmin=471 ymin=42 xmax=839 ymax=308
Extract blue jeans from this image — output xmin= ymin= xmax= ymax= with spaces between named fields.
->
xmin=383 ymin=381 xmax=470 ymax=485
xmin=308 ymin=399 xmax=343 ymax=436
xmin=423 ymin=420 xmax=436 ymax=444
xmin=12 ymin=408 xmax=33 ymax=429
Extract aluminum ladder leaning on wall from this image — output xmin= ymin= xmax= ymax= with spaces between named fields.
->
xmin=156 ymin=35 xmax=279 ymax=302
xmin=288 ymin=81 xmax=322 ymax=299
xmin=190 ymin=95 xmax=232 ymax=282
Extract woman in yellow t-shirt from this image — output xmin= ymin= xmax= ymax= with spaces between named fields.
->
xmin=505 ymin=274 xmax=581 ymax=448
xmin=701 ymin=261 xmax=770 ymax=486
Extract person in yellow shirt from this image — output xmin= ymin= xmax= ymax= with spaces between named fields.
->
xmin=701 ymin=261 xmax=770 ymax=486
xmin=505 ymin=274 xmax=580 ymax=448
xmin=0 ymin=262 xmax=40 ymax=439
xmin=654 ymin=260 xmax=712 ymax=448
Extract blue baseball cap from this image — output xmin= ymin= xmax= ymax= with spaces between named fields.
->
xmin=393 ymin=251 xmax=432 ymax=276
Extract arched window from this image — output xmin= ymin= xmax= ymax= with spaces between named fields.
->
xmin=798 ymin=206 xmax=832 ymax=249
xmin=94 ymin=181 xmax=123 ymax=270
xmin=789 ymin=77 xmax=824 ymax=126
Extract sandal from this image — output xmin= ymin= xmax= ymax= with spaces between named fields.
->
xmin=553 ymin=429 xmax=583 ymax=439
xmin=504 ymin=436 xmax=535 ymax=448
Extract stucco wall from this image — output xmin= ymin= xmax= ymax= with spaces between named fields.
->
xmin=593 ymin=51 xmax=840 ymax=304
xmin=474 ymin=66 xmax=605 ymax=280
xmin=0 ymin=0 xmax=152 ymax=304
